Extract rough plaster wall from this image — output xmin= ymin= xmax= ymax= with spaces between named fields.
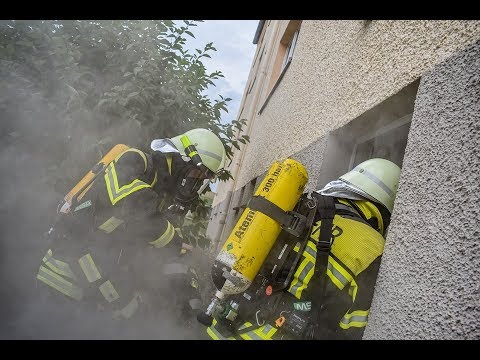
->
xmin=364 ymin=40 xmax=480 ymax=340
xmin=235 ymin=20 xmax=480 ymax=190
xmin=289 ymin=135 xmax=329 ymax=193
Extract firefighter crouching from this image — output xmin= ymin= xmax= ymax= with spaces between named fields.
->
xmin=203 ymin=158 xmax=401 ymax=340
xmin=36 ymin=128 xmax=226 ymax=336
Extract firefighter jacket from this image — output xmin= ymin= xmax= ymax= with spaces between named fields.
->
xmin=207 ymin=197 xmax=388 ymax=340
xmin=36 ymin=148 xmax=195 ymax=321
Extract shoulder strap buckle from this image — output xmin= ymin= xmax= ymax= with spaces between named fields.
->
xmin=247 ymin=196 xmax=307 ymax=238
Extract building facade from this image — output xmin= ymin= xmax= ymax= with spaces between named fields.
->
xmin=207 ymin=20 xmax=480 ymax=339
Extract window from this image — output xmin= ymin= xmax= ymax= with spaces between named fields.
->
xmin=350 ymin=113 xmax=412 ymax=169
xmin=280 ymin=28 xmax=299 ymax=72
xmin=259 ymin=20 xmax=302 ymax=114
xmin=315 ymin=80 xmax=420 ymax=190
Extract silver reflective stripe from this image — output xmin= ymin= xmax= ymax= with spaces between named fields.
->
xmin=289 ymin=261 xmax=314 ymax=295
xmin=262 ymin=324 xmax=275 ymax=335
xmin=327 ymin=261 xmax=349 ymax=287
xmin=340 ymin=312 xmax=369 ymax=328
xmin=304 ymin=243 xmax=317 ymax=260
xmin=98 ymin=216 xmax=124 ymax=234
xmin=189 ymin=298 xmax=202 ymax=310
xmin=74 ymin=199 xmax=92 ymax=212
xmin=354 ymin=167 xmax=395 ymax=197
xmin=99 ymin=280 xmax=120 ymax=303
xmin=208 ymin=323 xmax=229 ymax=340
xmin=162 ymin=263 xmax=189 ymax=275
xmin=198 ymin=148 xmax=222 ymax=162
xmin=242 ymin=329 xmax=263 ymax=340
xmin=78 ymin=254 xmax=101 ymax=283
xmin=117 ymin=294 xmax=140 ymax=319
xmin=37 ymin=265 xmax=83 ymax=301
xmin=42 ymin=249 xmax=76 ymax=280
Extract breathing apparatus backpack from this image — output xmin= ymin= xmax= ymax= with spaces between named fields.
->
xmin=198 ymin=159 xmax=321 ymax=333
xmin=197 ymin=159 xmax=349 ymax=339
xmin=59 ymin=144 xmax=130 ymax=215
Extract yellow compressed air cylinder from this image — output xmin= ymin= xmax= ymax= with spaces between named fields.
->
xmin=214 ymin=158 xmax=308 ymax=296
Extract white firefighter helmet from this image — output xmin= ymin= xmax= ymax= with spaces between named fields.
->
xmin=339 ymin=158 xmax=401 ymax=213
xmin=170 ymin=128 xmax=226 ymax=175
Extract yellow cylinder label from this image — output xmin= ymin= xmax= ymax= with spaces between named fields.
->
xmin=220 ymin=158 xmax=308 ymax=283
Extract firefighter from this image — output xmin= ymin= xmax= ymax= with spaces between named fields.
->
xmin=206 ymin=158 xmax=401 ymax=340
xmin=36 ymin=128 xmax=226 ymax=338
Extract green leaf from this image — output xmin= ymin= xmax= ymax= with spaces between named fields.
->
xmin=185 ymin=30 xmax=195 ymax=38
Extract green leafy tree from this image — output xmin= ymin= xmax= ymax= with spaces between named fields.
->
xmin=0 ymin=19 xmax=249 ymax=244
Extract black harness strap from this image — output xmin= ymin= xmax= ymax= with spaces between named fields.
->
xmin=247 ymin=195 xmax=307 ymax=238
xmin=314 ymin=194 xmax=336 ymax=253
xmin=303 ymin=193 xmax=335 ymax=339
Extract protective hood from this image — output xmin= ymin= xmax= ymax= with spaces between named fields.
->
xmin=317 ymin=179 xmax=379 ymax=204
xmin=150 ymin=138 xmax=180 ymax=154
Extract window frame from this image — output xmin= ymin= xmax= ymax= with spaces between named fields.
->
xmin=349 ymin=112 xmax=413 ymax=170
xmin=258 ymin=22 xmax=302 ymax=115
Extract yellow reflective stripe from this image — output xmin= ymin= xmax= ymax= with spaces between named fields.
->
xmin=326 ymin=256 xmax=352 ymax=290
xmin=166 ymin=155 xmax=173 ymax=175
xmin=207 ymin=319 xmax=235 ymax=340
xmin=288 ymin=257 xmax=315 ymax=299
xmin=348 ymin=278 xmax=359 ymax=302
xmin=288 ymin=240 xmax=318 ymax=298
xmin=339 ymin=309 xmax=370 ymax=329
xmin=238 ymin=322 xmax=257 ymax=340
xmin=207 ymin=319 xmax=260 ymax=340
xmin=293 ymin=242 xmax=300 ymax=252
xmin=150 ymin=169 xmax=158 ymax=188
xmin=149 ymin=221 xmax=175 ymax=248
xmin=104 ymin=162 xmax=151 ymax=205
xmin=115 ymin=294 xmax=141 ymax=319
xmin=252 ymin=324 xmax=276 ymax=339
xmin=115 ymin=148 xmax=148 ymax=172
xmin=99 ymin=280 xmax=120 ymax=303
xmin=240 ymin=331 xmax=262 ymax=340
xmin=42 ymin=249 xmax=76 ymax=280
xmin=37 ymin=265 xmax=83 ymax=301
xmin=187 ymin=150 xmax=199 ymax=158
xmin=207 ymin=326 xmax=223 ymax=340
xmin=98 ymin=216 xmax=124 ymax=233
xmin=78 ymin=253 xmax=101 ymax=283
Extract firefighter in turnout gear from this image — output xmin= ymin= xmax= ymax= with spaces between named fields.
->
xmin=205 ymin=158 xmax=401 ymax=340
xmin=36 ymin=128 xmax=226 ymax=335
